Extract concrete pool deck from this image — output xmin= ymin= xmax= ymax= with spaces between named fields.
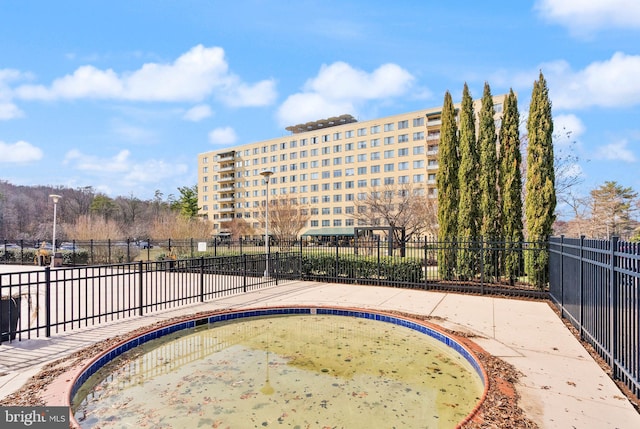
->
xmin=0 ymin=272 xmax=638 ymax=428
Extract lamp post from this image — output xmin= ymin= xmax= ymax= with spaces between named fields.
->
xmin=260 ymin=169 xmax=274 ymax=277
xmin=49 ymin=194 xmax=62 ymax=267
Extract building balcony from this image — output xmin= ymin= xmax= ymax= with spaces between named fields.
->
xmin=219 ymin=175 xmax=235 ymax=183
xmin=426 ymin=164 xmax=438 ymax=170
xmin=426 ymin=134 xmax=440 ymax=141
xmin=218 ymin=197 xmax=234 ymax=202
xmin=218 ymin=185 xmax=235 ymax=192
xmin=218 ymin=217 xmax=234 ymax=223
xmin=427 ymin=149 xmax=438 ymax=155
xmin=218 ymin=155 xmax=234 ymax=162
xmin=219 ymin=165 xmax=235 ymax=173
xmin=427 ymin=119 xmax=442 ymax=127
xmin=219 ymin=207 xmax=235 ymax=213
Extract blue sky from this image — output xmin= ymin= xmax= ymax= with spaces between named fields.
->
xmin=1 ymin=0 xmax=639 ymax=218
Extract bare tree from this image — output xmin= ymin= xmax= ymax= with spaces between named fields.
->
xmin=260 ymin=196 xmax=310 ymax=244
xmin=226 ymin=218 xmax=255 ymax=240
xmin=352 ymin=184 xmax=438 ymax=244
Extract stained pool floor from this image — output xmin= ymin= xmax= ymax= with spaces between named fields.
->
xmin=73 ymin=315 xmax=483 ymax=428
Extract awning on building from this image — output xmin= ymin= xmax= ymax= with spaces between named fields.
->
xmin=301 ymin=227 xmax=355 ymax=237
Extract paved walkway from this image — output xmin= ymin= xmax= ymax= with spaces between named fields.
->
xmin=1 ymin=275 xmax=639 ymax=428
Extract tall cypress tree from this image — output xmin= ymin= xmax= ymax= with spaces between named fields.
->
xmin=525 ymin=72 xmax=556 ymax=287
xmin=437 ymin=91 xmax=459 ymax=279
xmin=499 ymin=89 xmax=524 ymax=284
xmin=456 ymin=83 xmax=480 ymax=279
xmin=478 ymin=82 xmax=500 ymax=279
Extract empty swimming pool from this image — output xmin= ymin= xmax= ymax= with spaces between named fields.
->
xmin=71 ymin=308 xmax=486 ymax=428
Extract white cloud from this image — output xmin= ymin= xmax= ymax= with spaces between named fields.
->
xmin=111 ymin=121 xmax=158 ymax=144
xmin=0 ymin=140 xmax=43 ymax=163
xmin=0 ymin=102 xmax=23 ymax=120
xmin=63 ymin=149 xmax=189 ymax=190
xmin=593 ymin=140 xmax=637 ymax=163
xmin=535 ymin=0 xmax=640 ymax=34
xmin=305 ymin=62 xmax=414 ymax=100
xmin=183 ymin=104 xmax=213 ymax=121
xmin=553 ymin=113 xmax=585 ymax=147
xmin=539 ymin=53 xmax=640 ymax=110
xmin=13 ymin=45 xmax=277 ymax=107
xmin=277 ymin=93 xmax=355 ymax=128
xmin=277 ymin=62 xmax=414 ymax=126
xmin=208 ymin=126 xmax=238 ymax=146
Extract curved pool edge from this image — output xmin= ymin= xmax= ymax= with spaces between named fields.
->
xmin=66 ymin=306 xmax=489 ymax=428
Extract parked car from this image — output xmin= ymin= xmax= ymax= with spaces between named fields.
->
xmin=136 ymin=240 xmax=151 ymax=249
xmin=60 ymin=242 xmax=82 ymax=251
xmin=0 ymin=243 xmax=21 ymax=251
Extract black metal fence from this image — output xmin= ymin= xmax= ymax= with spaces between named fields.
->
xmin=549 ymin=236 xmax=639 ymax=399
xmin=0 ymin=252 xmax=299 ymax=344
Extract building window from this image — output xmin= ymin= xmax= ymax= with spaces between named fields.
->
xmin=384 ymin=123 xmax=394 ymax=132
xmin=413 ymin=174 xmax=425 ymax=183
xmin=322 ymin=146 xmax=330 ymax=155
xmin=322 ymin=220 xmax=330 ymax=227
xmin=345 ymin=168 xmax=354 ymax=176
xmin=370 ymin=125 xmax=380 ymax=134
xmin=333 ymin=157 xmax=342 ymax=165
xmin=357 ymin=166 xmax=367 ymax=175
xmin=371 ymin=178 xmax=381 ymax=186
xmin=346 ymin=180 xmax=354 ymax=188
xmin=357 ymin=140 xmax=367 ymax=149
xmin=322 ymin=159 xmax=330 ymax=167
xmin=333 ymin=182 xmax=342 ymax=190
xmin=398 ymin=148 xmax=409 ymax=156
xmin=311 ymin=220 xmax=319 ymax=227
xmin=384 ymin=136 xmax=394 ymax=145
xmin=398 ymin=120 xmax=409 ymax=129
xmin=371 ymin=165 xmax=380 ymax=173
xmin=333 ymin=132 xmax=341 ymax=140
xmin=384 ymin=163 xmax=394 ymax=172
xmin=345 ymin=155 xmax=354 ymax=163
xmin=333 ymin=144 xmax=342 ymax=153
xmin=413 ymin=145 xmax=425 ymax=155
xmin=322 ymin=134 xmax=330 ymax=142
xmin=398 ymin=161 xmax=409 ymax=170
xmin=384 ymin=177 xmax=394 ymax=185
xmin=358 ymin=180 xmax=367 ymax=188
xmin=345 ymin=143 xmax=354 ymax=151
xmin=357 ymin=153 xmax=367 ymax=162
xmin=413 ymin=131 xmax=425 ymax=140
xmin=333 ymin=219 xmax=342 ymax=227
xmin=346 ymin=219 xmax=354 ymax=226
xmin=398 ymin=134 xmax=409 ymax=143
xmin=357 ymin=128 xmax=367 ymax=136
xmin=370 ymin=138 xmax=380 ymax=147
xmin=398 ymin=175 xmax=409 ymax=184
xmin=334 ymin=207 xmax=342 ymax=215
xmin=413 ymin=117 xmax=425 ymax=127
xmin=384 ymin=150 xmax=394 ymax=159
xmin=346 ymin=193 xmax=354 ymax=201
xmin=334 ymin=194 xmax=342 ymax=202
xmin=371 ymin=152 xmax=380 ymax=160
xmin=413 ymin=160 xmax=425 ymax=168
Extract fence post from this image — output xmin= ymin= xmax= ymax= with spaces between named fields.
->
xmin=560 ymin=235 xmax=565 ymax=315
xmin=299 ymin=240 xmax=303 ymax=280
xmin=240 ymin=238 xmax=243 ymax=255
xmin=480 ymin=237 xmax=485 ymax=295
xmin=609 ymin=236 xmax=619 ymax=374
xmin=377 ymin=236 xmax=381 ymax=286
xmin=424 ymin=236 xmax=429 ymax=290
xmin=579 ymin=235 xmax=584 ymax=339
xmin=138 ymin=260 xmax=144 ymax=316
xmin=190 ymin=238 xmax=194 ymax=259
xmin=275 ymin=252 xmax=279 ymax=285
xmin=243 ymin=254 xmax=247 ymax=293
xmin=200 ymin=256 xmax=205 ymax=301
xmin=335 ymin=238 xmax=339 ymax=282
xmin=45 ymin=267 xmax=51 ymax=338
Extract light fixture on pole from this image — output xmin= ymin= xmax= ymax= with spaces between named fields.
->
xmin=259 ymin=169 xmax=274 ymax=278
xmin=49 ymin=194 xmax=62 ymax=267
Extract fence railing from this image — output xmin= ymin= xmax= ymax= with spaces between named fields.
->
xmin=549 ymin=236 xmax=639 ymax=399
xmin=0 ymin=252 xmax=299 ymax=344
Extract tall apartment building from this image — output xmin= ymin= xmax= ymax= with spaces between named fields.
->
xmin=197 ymin=95 xmax=507 ymax=237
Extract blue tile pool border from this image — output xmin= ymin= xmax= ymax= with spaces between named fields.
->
xmin=70 ymin=306 xmax=487 ymax=407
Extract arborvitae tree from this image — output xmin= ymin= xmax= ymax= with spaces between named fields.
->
xmin=478 ymin=82 xmax=500 ymax=279
xmin=525 ymin=72 xmax=556 ymax=288
xmin=456 ymin=83 xmax=480 ymax=279
xmin=498 ymin=89 xmax=524 ymax=284
xmin=437 ymin=91 xmax=459 ymax=279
